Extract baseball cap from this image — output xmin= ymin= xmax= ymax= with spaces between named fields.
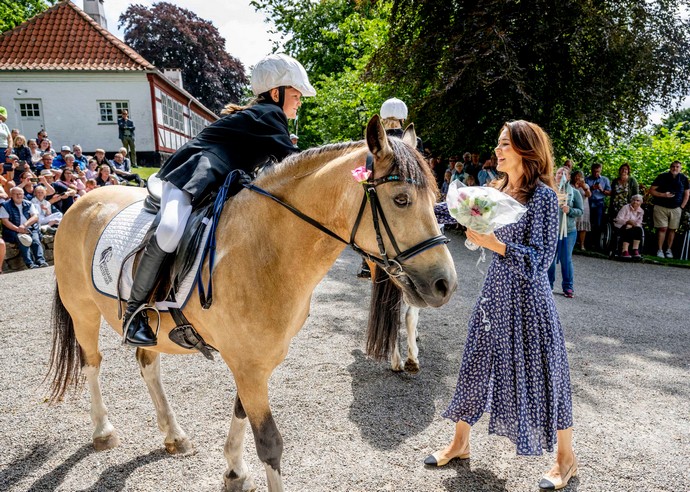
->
xmin=290 ymin=133 xmax=299 ymax=140
xmin=61 ymin=145 xmax=71 ymax=152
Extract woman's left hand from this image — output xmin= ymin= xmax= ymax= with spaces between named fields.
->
xmin=466 ymin=229 xmax=507 ymax=256
xmin=561 ymin=204 xmax=570 ymax=214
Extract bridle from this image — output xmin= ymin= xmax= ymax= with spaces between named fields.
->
xmin=244 ymin=153 xmax=449 ymax=277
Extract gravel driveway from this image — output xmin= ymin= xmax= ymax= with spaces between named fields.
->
xmin=0 ymin=228 xmax=688 ymax=491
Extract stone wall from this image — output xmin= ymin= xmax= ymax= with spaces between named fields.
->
xmin=2 ymin=233 xmax=55 ymax=272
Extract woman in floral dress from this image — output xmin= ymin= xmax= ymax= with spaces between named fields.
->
xmin=424 ymin=120 xmax=577 ymax=491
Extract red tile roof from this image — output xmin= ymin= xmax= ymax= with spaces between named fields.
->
xmin=0 ymin=0 xmax=155 ymax=71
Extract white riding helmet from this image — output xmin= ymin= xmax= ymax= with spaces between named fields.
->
xmin=380 ymin=98 xmax=408 ymax=120
xmin=251 ymin=54 xmax=316 ymax=97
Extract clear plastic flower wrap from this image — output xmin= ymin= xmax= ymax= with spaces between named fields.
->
xmin=446 ymin=180 xmax=527 ymax=251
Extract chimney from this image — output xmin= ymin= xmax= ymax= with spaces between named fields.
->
xmin=164 ymin=69 xmax=184 ymax=90
xmin=83 ymin=0 xmax=108 ymax=29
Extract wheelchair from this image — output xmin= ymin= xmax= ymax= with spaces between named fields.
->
xmin=601 ymin=218 xmax=645 ymax=261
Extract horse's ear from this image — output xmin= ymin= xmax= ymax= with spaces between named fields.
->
xmin=366 ymin=115 xmax=392 ymax=161
xmin=402 ymin=123 xmax=417 ymax=149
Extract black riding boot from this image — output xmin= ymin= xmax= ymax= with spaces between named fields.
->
xmin=123 ymin=236 xmax=169 ymax=346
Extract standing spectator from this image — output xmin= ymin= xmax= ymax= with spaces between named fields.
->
xmin=0 ymin=107 xmax=12 ymax=157
xmin=118 ymin=109 xmax=137 ymax=167
xmin=650 ymin=160 xmax=690 ymax=258
xmin=571 ymin=169 xmax=591 ymax=250
xmin=609 ymin=163 xmax=639 ymax=219
xmin=12 ymin=135 xmax=32 ymax=165
xmin=72 ymin=145 xmax=89 ymax=170
xmin=451 ymin=160 xmax=466 ymax=183
xmin=28 ymin=139 xmax=42 ymax=168
xmin=465 ymin=152 xmax=482 ymax=181
xmin=585 ymin=163 xmax=611 ymax=249
xmin=478 ymin=158 xmax=498 ymax=186
xmin=111 ymin=152 xmax=144 ymax=186
xmin=548 ymin=166 xmax=583 ymax=298
xmin=289 ymin=133 xmax=299 ymax=147
xmin=0 ymin=187 xmax=48 ymax=268
xmin=425 ymin=120 xmax=577 ymax=491
xmin=440 ymin=169 xmax=452 ymax=199
xmin=613 ymin=194 xmax=644 ymax=258
xmin=563 ymin=159 xmax=574 ymax=171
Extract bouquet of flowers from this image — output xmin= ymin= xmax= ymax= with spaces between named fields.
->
xmin=446 ymin=180 xmax=527 ymax=251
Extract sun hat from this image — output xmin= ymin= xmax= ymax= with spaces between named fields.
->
xmin=251 ymin=54 xmax=316 ymax=97
xmin=40 ymin=169 xmax=53 ymax=176
xmin=0 ymin=107 xmax=7 ymax=118
xmin=380 ymin=98 xmax=408 ymax=120
xmin=17 ymin=233 xmax=33 ymax=247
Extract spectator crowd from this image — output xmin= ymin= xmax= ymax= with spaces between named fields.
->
xmin=0 ymin=127 xmax=145 ymax=272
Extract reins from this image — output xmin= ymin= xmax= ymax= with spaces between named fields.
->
xmin=243 ymin=153 xmax=449 ymax=278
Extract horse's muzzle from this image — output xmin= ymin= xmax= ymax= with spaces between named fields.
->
xmin=397 ymin=265 xmax=457 ymax=308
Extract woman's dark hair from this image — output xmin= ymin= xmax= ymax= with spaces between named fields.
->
xmin=618 ymin=163 xmax=631 ymax=178
xmin=495 ymin=120 xmax=556 ymax=203
xmin=570 ymin=169 xmax=584 ymax=186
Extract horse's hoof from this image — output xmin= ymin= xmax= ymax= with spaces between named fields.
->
xmin=391 ymin=362 xmax=404 ymax=372
xmin=165 ymin=436 xmax=195 ymax=455
xmin=224 ymin=470 xmax=256 ymax=492
xmin=93 ymin=433 xmax=120 ymax=451
xmin=404 ymin=359 xmax=420 ymax=373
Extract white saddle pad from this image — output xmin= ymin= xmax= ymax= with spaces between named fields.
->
xmin=92 ymin=200 xmax=211 ymax=311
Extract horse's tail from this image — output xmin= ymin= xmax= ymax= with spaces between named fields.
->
xmin=46 ymin=282 xmax=83 ymax=403
xmin=366 ymin=266 xmax=402 ymax=360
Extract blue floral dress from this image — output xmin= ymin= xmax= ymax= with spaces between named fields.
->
xmin=442 ymin=184 xmax=573 ymax=456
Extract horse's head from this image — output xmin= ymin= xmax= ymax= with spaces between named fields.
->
xmin=358 ymin=115 xmax=457 ymax=308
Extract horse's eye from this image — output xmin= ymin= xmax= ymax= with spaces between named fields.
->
xmin=394 ymin=193 xmax=410 ymax=207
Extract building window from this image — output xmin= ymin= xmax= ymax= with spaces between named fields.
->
xmin=19 ymin=103 xmax=41 ymax=118
xmin=190 ymin=112 xmax=207 ymax=136
xmin=161 ymin=93 xmax=185 ymax=133
xmin=98 ymin=101 xmax=129 ymax=123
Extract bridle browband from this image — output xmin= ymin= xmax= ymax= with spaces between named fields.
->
xmin=243 ymin=153 xmax=449 ymax=277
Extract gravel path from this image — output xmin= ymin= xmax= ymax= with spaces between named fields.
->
xmin=0 ymin=228 xmax=688 ymax=491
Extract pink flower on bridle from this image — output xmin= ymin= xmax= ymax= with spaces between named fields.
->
xmin=351 ymin=165 xmax=372 ymax=184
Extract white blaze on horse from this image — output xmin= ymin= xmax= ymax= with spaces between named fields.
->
xmin=47 ymin=116 xmax=457 ymax=492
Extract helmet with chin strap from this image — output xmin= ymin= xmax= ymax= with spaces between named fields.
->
xmin=251 ymin=54 xmax=316 ymax=99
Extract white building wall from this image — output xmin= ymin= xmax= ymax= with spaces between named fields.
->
xmin=0 ymin=71 xmax=154 ymax=153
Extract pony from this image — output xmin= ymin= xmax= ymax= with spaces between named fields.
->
xmin=47 ymin=116 xmax=457 ymax=492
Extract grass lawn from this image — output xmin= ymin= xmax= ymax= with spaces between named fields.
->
xmin=134 ymin=166 xmax=160 ymax=181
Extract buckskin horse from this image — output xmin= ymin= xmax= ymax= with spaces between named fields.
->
xmin=47 ymin=116 xmax=457 ymax=492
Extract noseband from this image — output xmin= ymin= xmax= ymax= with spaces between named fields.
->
xmin=244 ymin=153 xmax=449 ymax=277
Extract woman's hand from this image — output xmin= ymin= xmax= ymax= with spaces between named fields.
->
xmin=466 ymin=229 xmax=507 ymax=256
xmin=561 ymin=204 xmax=570 ymax=214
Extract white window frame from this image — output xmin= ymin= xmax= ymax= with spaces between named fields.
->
xmin=19 ymin=102 xmax=41 ymax=119
xmin=161 ymin=93 xmax=185 ymax=133
xmin=98 ymin=100 xmax=129 ymax=123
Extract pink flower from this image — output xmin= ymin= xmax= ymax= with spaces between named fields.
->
xmin=351 ymin=165 xmax=372 ymax=183
xmin=470 ymin=205 xmax=482 ymax=216
xmin=458 ymin=192 xmax=468 ymax=200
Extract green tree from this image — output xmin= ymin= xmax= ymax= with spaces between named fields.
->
xmin=374 ymin=0 xmax=690 ymax=158
xmin=0 ymin=0 xmax=56 ymax=33
xmin=656 ymin=107 xmax=690 ymax=136
xmin=119 ymin=2 xmax=248 ymax=114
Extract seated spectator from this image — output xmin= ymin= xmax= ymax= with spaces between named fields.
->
xmin=36 ymin=152 xmax=55 ymax=172
xmin=72 ymin=144 xmax=89 ymax=170
xmin=36 ymin=129 xmax=47 ymax=148
xmin=118 ymin=146 xmax=137 ymax=169
xmin=111 ymin=152 xmax=144 ymax=186
xmin=62 ymin=167 xmax=86 ymax=196
xmin=0 ymin=187 xmax=48 ymax=268
xmin=16 ymin=170 xmax=38 ymax=200
xmin=84 ymin=178 xmax=98 ymax=193
xmin=96 ymin=164 xmax=118 ymax=186
xmin=39 ymin=138 xmax=56 ymax=158
xmin=85 ymin=159 xmax=99 ymax=180
xmin=13 ymin=135 xmax=32 ymax=166
xmin=93 ymin=148 xmax=111 ymax=171
xmin=451 ymin=161 xmax=466 ymax=182
xmin=36 ymin=170 xmax=56 ymax=195
xmin=3 ymin=153 xmax=19 ymax=184
xmin=63 ymin=153 xmax=82 ymax=175
xmin=478 ymin=158 xmax=499 ymax=186
xmin=43 ymin=169 xmax=76 ymax=213
xmin=31 ymin=185 xmax=62 ymax=233
xmin=53 ymin=168 xmax=80 ymax=211
xmin=609 ymin=163 xmax=639 ymax=219
xmin=613 ymin=194 xmax=644 ymax=259
xmin=28 ymin=139 xmax=42 ymax=168
xmin=52 ymin=145 xmax=72 ymax=169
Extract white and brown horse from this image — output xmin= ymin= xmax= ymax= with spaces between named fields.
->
xmin=47 ymin=116 xmax=457 ymax=492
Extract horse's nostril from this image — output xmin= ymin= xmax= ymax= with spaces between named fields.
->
xmin=434 ymin=278 xmax=450 ymax=298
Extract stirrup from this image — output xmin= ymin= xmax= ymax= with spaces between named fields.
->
xmin=122 ymin=304 xmax=161 ymax=345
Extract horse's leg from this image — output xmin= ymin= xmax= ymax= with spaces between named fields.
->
xmin=223 ymin=395 xmax=256 ymax=492
xmin=135 ymin=348 xmax=193 ymax=454
xmin=231 ymin=373 xmax=284 ymax=492
xmin=390 ymin=304 xmax=405 ymax=372
xmin=404 ymin=305 xmax=421 ymax=373
xmin=75 ymin=310 xmax=120 ymax=450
